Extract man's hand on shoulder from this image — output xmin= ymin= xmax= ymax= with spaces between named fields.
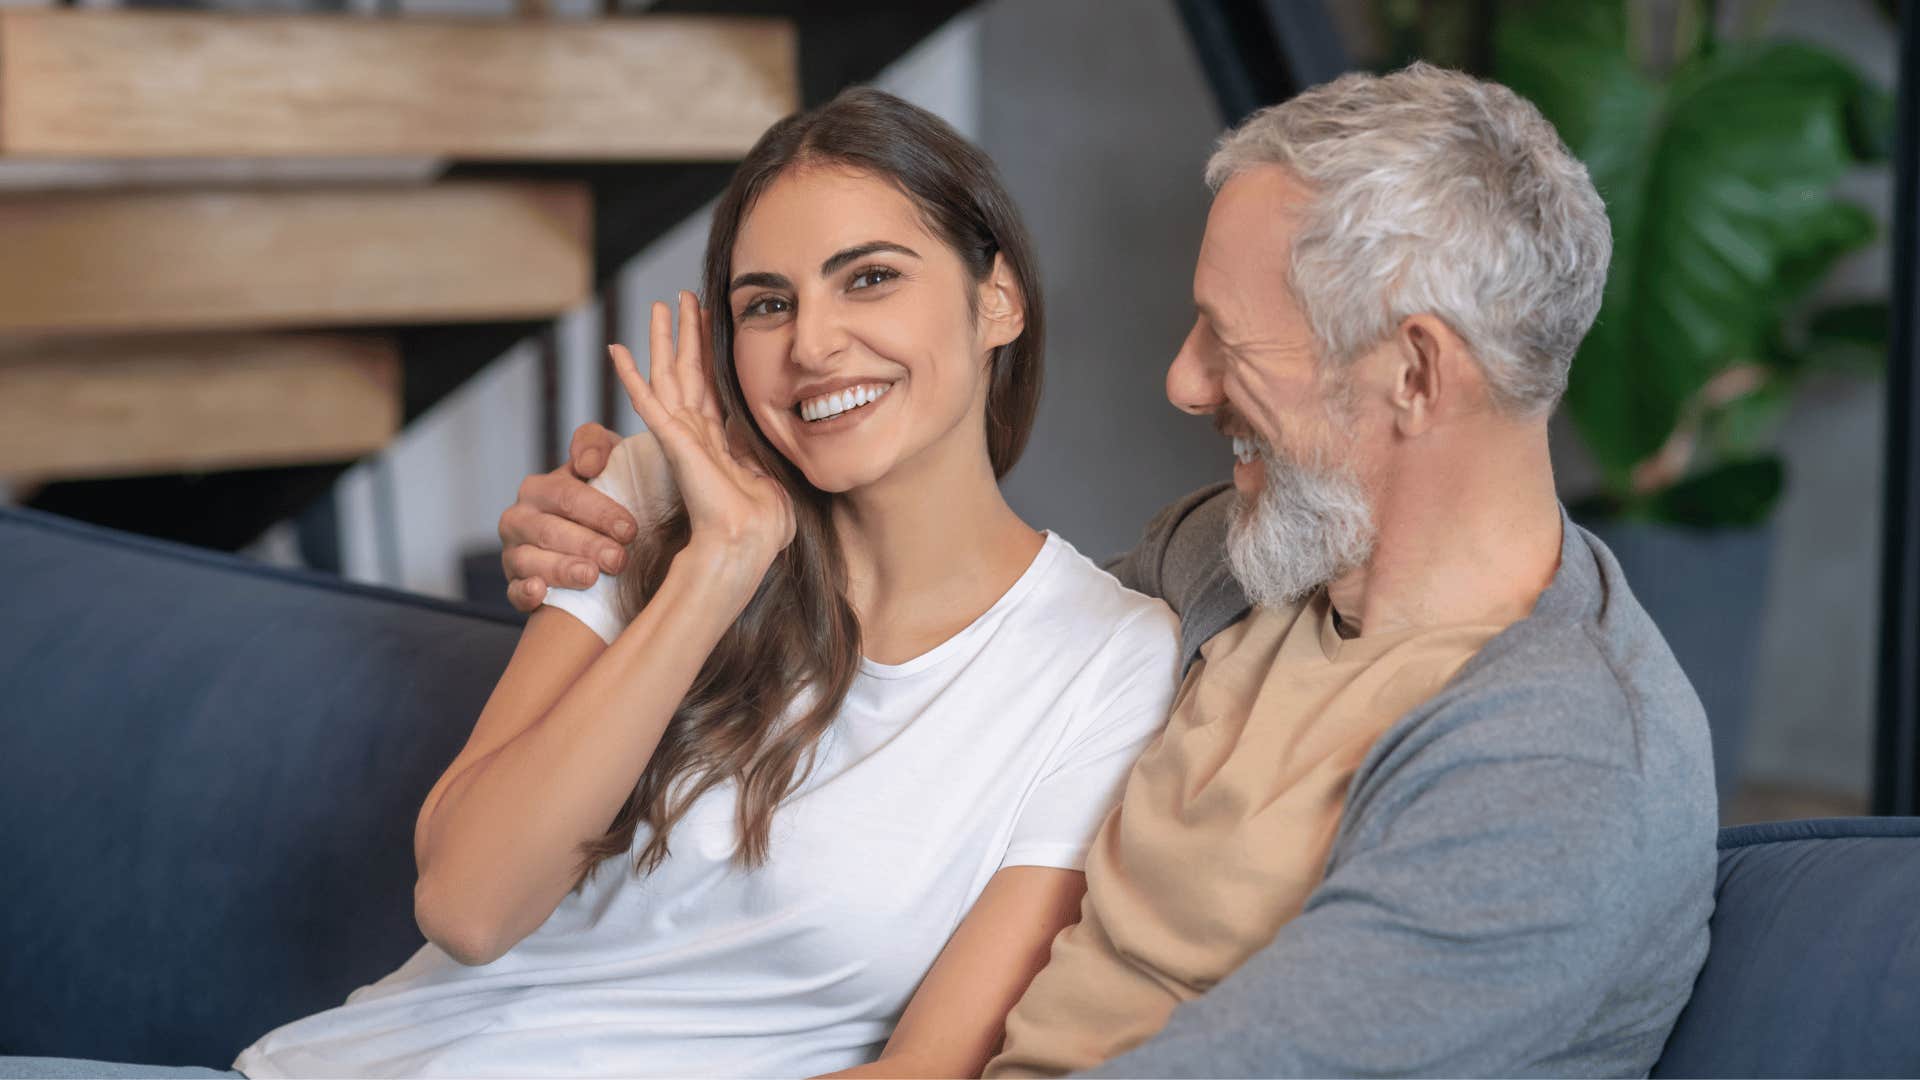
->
xmin=498 ymin=422 xmax=641 ymax=613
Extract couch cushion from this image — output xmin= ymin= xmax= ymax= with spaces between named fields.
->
xmin=1652 ymin=816 xmax=1920 ymax=1078
xmin=0 ymin=506 xmax=524 ymax=1068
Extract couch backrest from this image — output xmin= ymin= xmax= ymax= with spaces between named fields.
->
xmin=1652 ymin=816 xmax=1920 ymax=1078
xmin=9 ymin=506 xmax=1920 ymax=1075
xmin=0 ymin=506 xmax=525 ymax=1068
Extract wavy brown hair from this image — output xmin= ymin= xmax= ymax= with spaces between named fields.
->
xmin=571 ymin=87 xmax=1046 ymax=887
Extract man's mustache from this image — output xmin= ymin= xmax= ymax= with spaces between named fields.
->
xmin=1213 ymin=404 xmax=1256 ymax=441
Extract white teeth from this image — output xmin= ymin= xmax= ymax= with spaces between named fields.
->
xmin=800 ymin=383 xmax=891 ymax=423
xmin=1232 ymin=436 xmax=1258 ymax=465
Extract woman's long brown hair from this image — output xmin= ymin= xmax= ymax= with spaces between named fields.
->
xmin=571 ymin=87 xmax=1046 ymax=887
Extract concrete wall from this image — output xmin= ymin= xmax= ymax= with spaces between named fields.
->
xmin=981 ymin=0 xmax=1229 ymax=559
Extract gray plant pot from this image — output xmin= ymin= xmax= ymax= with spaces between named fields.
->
xmin=1580 ymin=517 xmax=1777 ymax=806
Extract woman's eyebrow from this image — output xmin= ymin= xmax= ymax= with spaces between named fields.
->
xmin=820 ymin=241 xmax=920 ymax=277
xmin=728 ymin=270 xmax=792 ymax=294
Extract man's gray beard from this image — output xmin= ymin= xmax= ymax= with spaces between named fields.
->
xmin=1225 ymin=441 xmax=1376 ymax=607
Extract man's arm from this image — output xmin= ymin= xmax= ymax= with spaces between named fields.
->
xmin=1080 ymin=691 xmax=1714 ymax=1078
xmin=1102 ymin=482 xmax=1234 ymax=614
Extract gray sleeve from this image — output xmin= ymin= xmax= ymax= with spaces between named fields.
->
xmin=1079 ymin=713 xmax=1668 ymax=1078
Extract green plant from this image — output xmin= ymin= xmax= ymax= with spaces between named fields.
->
xmin=1378 ymin=0 xmax=1894 ymax=527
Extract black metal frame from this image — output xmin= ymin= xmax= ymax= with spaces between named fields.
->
xmin=1172 ymin=0 xmax=1348 ymax=126
xmin=1875 ymin=0 xmax=1920 ymax=816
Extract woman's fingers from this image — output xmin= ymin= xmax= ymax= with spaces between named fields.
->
xmin=647 ymin=300 xmax=685 ymax=412
xmin=609 ymin=343 xmax=669 ymax=433
xmin=675 ymin=291 xmax=720 ymax=421
xmin=609 ymin=341 xmax=719 ymax=496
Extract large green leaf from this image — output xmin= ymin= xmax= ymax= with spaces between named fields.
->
xmin=1702 ymin=379 xmax=1792 ymax=458
xmin=1495 ymin=1 xmax=1876 ymax=484
xmin=1646 ymin=456 xmax=1786 ymax=529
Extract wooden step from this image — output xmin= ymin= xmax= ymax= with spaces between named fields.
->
xmin=0 ymin=10 xmax=796 ymax=159
xmin=0 ymin=182 xmax=591 ymax=334
xmin=0 ymin=157 xmax=445 ymax=193
xmin=0 ymin=332 xmax=399 ymax=481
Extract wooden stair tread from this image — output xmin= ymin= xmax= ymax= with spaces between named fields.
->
xmin=0 ymin=10 xmax=797 ymax=160
xmin=0 ymin=182 xmax=592 ymax=334
xmin=0 ymin=332 xmax=400 ymax=481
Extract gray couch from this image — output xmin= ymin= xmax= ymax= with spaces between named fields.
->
xmin=3 ymin=504 xmax=1917 ymax=1077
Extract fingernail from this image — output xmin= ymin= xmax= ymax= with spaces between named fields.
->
xmin=614 ymin=520 xmax=635 ymax=541
xmin=599 ymin=548 xmax=622 ymax=573
xmin=573 ymin=564 xmax=597 ymax=587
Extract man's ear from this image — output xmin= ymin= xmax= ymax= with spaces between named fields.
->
xmin=977 ymin=253 xmax=1026 ymax=352
xmin=1388 ymin=314 xmax=1471 ymax=436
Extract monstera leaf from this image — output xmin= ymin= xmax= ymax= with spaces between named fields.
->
xmin=1494 ymin=0 xmax=1885 ymax=516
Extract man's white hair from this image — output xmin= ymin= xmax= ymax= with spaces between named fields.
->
xmin=1206 ymin=61 xmax=1611 ymax=414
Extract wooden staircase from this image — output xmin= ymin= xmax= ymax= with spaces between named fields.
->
xmin=3 ymin=1 xmax=969 ymax=550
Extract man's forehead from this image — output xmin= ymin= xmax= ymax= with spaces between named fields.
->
xmin=1205 ymin=168 xmax=1306 ymax=252
xmin=1196 ymin=167 xmax=1304 ymax=310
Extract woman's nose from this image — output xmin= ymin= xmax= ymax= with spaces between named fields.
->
xmin=790 ymin=301 xmax=848 ymax=370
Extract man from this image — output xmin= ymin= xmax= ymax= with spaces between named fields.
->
xmin=496 ymin=63 xmax=1716 ymax=1077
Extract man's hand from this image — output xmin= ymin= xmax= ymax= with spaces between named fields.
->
xmin=498 ymin=421 xmax=640 ymax=613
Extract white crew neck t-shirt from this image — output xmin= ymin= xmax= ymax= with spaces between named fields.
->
xmin=234 ymin=433 xmax=1181 ymax=1080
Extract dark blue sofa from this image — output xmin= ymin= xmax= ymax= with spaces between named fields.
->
xmin=4 ymin=504 xmax=1918 ymax=1077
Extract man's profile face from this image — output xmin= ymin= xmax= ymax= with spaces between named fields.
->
xmin=1169 ymin=166 xmax=1350 ymax=495
xmin=1169 ymin=165 xmax=1376 ymax=604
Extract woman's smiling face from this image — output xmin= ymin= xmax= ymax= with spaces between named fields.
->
xmin=726 ymin=164 xmax=1015 ymax=495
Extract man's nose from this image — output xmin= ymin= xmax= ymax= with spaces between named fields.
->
xmin=1166 ymin=321 xmax=1224 ymax=415
xmin=791 ymin=299 xmax=847 ymax=370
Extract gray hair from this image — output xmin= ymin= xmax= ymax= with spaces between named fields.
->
xmin=1205 ymin=61 xmax=1611 ymax=415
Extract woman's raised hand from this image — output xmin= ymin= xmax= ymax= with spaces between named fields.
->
xmin=610 ymin=290 xmax=796 ymax=580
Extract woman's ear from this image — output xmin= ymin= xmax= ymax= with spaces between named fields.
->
xmin=976 ymin=253 xmax=1026 ymax=352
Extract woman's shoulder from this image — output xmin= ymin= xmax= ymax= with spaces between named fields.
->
xmin=1032 ymin=533 xmax=1182 ymax=653
xmin=593 ymin=430 xmax=681 ymax=518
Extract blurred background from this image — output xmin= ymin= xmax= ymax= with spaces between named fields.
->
xmin=0 ymin=0 xmax=1910 ymax=825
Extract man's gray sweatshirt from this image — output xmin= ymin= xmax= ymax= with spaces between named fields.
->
xmin=1085 ymin=484 xmax=1718 ymax=1078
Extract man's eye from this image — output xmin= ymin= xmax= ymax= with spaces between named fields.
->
xmin=742 ymin=295 xmax=791 ymax=318
xmin=849 ymin=266 xmax=899 ymax=291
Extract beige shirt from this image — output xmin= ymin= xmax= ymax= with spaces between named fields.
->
xmin=987 ymin=591 xmax=1504 ymax=1078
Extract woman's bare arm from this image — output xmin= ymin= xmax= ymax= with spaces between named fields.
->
xmin=415 ymin=293 xmax=791 ymax=966
xmin=818 ymin=866 xmax=1089 ymax=1079
xmin=412 ymin=543 xmax=764 ymax=966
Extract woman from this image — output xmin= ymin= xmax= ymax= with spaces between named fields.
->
xmin=219 ymin=89 xmax=1180 ymax=1078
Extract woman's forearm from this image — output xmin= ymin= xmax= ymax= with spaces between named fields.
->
xmin=416 ymin=542 xmax=765 ymax=963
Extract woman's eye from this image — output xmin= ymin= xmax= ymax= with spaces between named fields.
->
xmin=741 ymin=295 xmax=791 ymax=318
xmin=849 ymin=266 xmax=900 ymax=291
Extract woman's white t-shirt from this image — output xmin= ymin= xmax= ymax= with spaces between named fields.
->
xmin=233 ymin=433 xmax=1181 ymax=1079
